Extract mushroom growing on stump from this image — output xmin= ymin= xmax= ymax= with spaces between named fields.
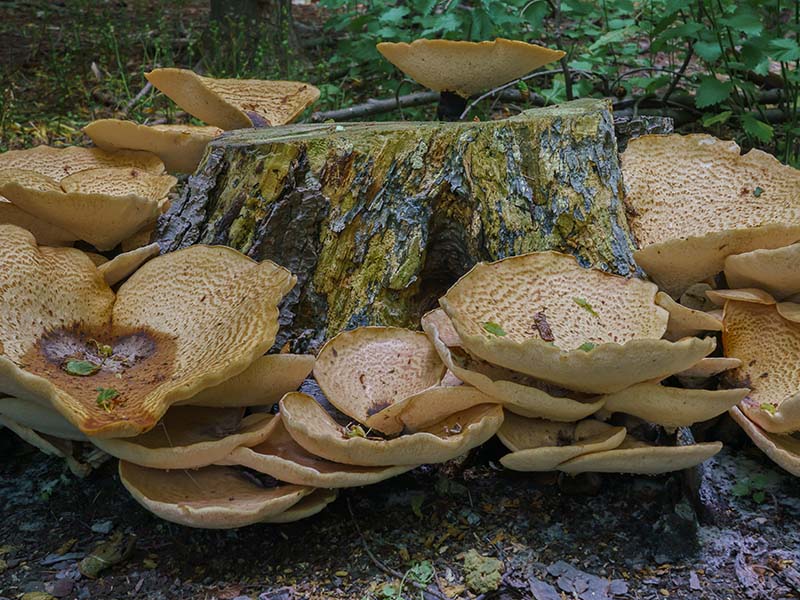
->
xmin=145 ymin=68 xmax=320 ymax=130
xmin=376 ymin=38 xmax=565 ymax=120
xmin=723 ymin=243 xmax=800 ymax=301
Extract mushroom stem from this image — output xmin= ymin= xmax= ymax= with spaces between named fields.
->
xmin=437 ymin=92 xmax=468 ymax=121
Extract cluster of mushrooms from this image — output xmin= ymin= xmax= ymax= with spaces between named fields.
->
xmin=1 ymin=38 xmax=799 ymax=530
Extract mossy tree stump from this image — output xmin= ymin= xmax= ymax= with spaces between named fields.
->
xmin=156 ymin=99 xmax=637 ymax=352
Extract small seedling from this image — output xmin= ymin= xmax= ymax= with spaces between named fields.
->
xmin=482 ymin=322 xmax=507 ymax=336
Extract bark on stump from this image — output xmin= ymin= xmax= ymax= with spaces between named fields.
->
xmin=156 ymin=99 xmax=637 ymax=352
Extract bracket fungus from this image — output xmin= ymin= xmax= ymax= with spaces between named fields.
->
xmin=96 ymin=243 xmax=162 ymax=287
xmin=621 ymin=134 xmax=800 ymax=297
xmin=729 ymin=406 xmax=800 ymax=477
xmin=723 ymin=243 xmax=800 ymax=301
xmin=145 ymin=68 xmax=320 ymax=130
xmin=84 ymin=120 xmax=223 ymax=174
xmin=0 ymin=145 xmax=165 ymax=180
xmin=376 ymin=38 xmax=564 ymax=119
xmin=439 ymin=252 xmax=715 ymax=393
xmin=0 ymin=224 xmax=294 ymax=438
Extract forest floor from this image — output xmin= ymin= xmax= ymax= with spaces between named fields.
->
xmin=1 ymin=423 xmax=799 ymax=600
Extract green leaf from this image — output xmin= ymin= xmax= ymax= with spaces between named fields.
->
xmin=573 ymin=297 xmax=599 ymax=318
xmin=578 ymin=342 xmax=596 ymax=352
xmin=483 ymin=322 xmax=507 ymax=336
xmin=409 ymin=493 xmax=425 ymax=518
xmin=63 ymin=359 xmax=101 ymax=377
xmin=344 ymin=423 xmax=367 ymax=438
xmin=96 ymin=387 xmax=120 ymax=412
xmin=695 ymin=76 xmax=733 ymax=109
xmin=742 ymin=114 xmax=774 ymax=143
xmin=408 ymin=561 xmax=435 ymax=584
xmin=378 ymin=6 xmax=410 ymax=24
xmin=753 ymin=187 xmax=764 ymax=198
xmin=693 ymin=41 xmax=722 ymax=62
xmin=731 ymin=480 xmax=751 ymax=497
xmin=769 ymin=38 xmax=800 ymax=62
xmin=702 ymin=111 xmax=733 ymax=127
xmin=759 ymin=402 xmax=777 ymax=415
xmin=752 ymin=490 xmax=766 ymax=504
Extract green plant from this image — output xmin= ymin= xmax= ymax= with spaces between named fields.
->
xmin=731 ymin=473 xmax=778 ymax=503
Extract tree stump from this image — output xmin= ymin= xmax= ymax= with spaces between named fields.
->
xmin=156 ymin=99 xmax=637 ymax=352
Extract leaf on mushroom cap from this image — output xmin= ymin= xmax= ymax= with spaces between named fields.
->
xmin=0 ymin=196 xmax=78 ymax=246
xmin=376 ymin=38 xmax=565 ymax=98
xmin=601 ymin=381 xmax=748 ymax=428
xmin=97 ymin=243 xmax=161 ymax=287
xmin=118 ymin=462 xmax=313 ymax=529
xmin=0 ymin=169 xmax=162 ymax=251
xmin=91 ymin=407 xmax=275 ymax=469
xmin=655 ymin=292 xmax=722 ymax=341
xmin=0 ymin=415 xmax=91 ymax=477
xmin=439 ymin=251 xmax=715 ymax=393
xmin=0 ymin=225 xmax=295 ymax=438
xmin=722 ymin=300 xmax=800 ymax=433
xmin=729 ymin=406 xmax=800 ymax=477
xmin=228 ymin=414 xmax=416 ymax=488
xmin=145 ymin=68 xmax=320 ymax=130
xmin=723 ymin=243 xmax=800 ymax=301
xmin=262 ymin=488 xmax=338 ymax=524
xmin=180 ymin=354 xmax=315 ymax=408
xmin=498 ymin=414 xmax=626 ymax=471
xmin=279 ymin=392 xmax=503 ymax=467
xmin=622 ymin=134 xmax=800 ymax=297
xmin=421 ymin=309 xmax=605 ymax=421
xmin=557 ymin=437 xmax=722 ymax=475
xmin=312 ymin=327 xmax=447 ymax=434
xmin=0 ymin=397 xmax=86 ymax=440
xmin=83 ymin=120 xmax=223 ymax=174
xmin=0 ymin=145 xmax=165 ymax=181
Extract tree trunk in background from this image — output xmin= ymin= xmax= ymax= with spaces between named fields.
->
xmin=156 ymin=99 xmax=637 ymax=352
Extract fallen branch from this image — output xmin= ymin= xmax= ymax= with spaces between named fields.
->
xmin=311 ymin=91 xmax=439 ymax=122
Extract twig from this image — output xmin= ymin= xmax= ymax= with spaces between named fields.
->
xmin=346 ymin=497 xmax=449 ymax=600
xmin=662 ymin=44 xmax=694 ymax=104
xmin=311 ymin=91 xmax=439 ymax=122
xmin=123 ymin=82 xmax=152 ymax=114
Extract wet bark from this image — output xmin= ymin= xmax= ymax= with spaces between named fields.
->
xmin=156 ymin=99 xmax=637 ymax=352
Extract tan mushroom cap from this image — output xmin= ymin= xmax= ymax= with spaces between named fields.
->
xmin=280 ymin=392 xmax=503 ymax=467
xmin=777 ymin=302 xmax=800 ymax=323
xmin=180 ymin=354 xmax=315 ymax=408
xmin=84 ymin=120 xmax=223 ymax=174
xmin=313 ymin=327 xmax=446 ymax=434
xmin=262 ymin=488 xmax=338 ymax=524
xmin=601 ymin=381 xmax=748 ymax=428
xmin=145 ymin=68 xmax=320 ymax=130
xmin=723 ymin=243 xmax=800 ymax=300
xmin=98 ymin=243 xmax=161 ymax=286
xmin=722 ymin=300 xmax=800 ymax=433
xmin=0 ymin=415 xmax=91 ymax=477
xmin=676 ymin=357 xmax=742 ymax=380
xmin=0 ymin=197 xmax=78 ymax=246
xmin=60 ymin=167 xmax=176 ymax=201
xmin=121 ymin=225 xmax=155 ymax=252
xmin=622 ymin=134 xmax=800 ymax=297
xmin=0 ymin=225 xmax=295 ymax=438
xmin=228 ymin=415 xmax=416 ymax=487
xmin=706 ymin=288 xmax=776 ymax=306
xmin=0 ymin=169 xmax=162 ymax=251
xmin=0 ymin=397 xmax=86 ymax=440
xmin=440 ymin=252 xmax=715 ymax=393
xmin=498 ymin=414 xmax=626 ymax=471
xmin=0 ymin=145 xmax=165 ymax=181
xmin=118 ymin=461 xmax=313 ymax=529
xmin=557 ymin=438 xmax=723 ymax=475
xmin=729 ymin=406 xmax=800 ymax=477
xmin=376 ymin=38 xmax=565 ymax=98
xmin=655 ymin=292 xmax=722 ymax=341
xmin=421 ymin=309 xmax=605 ymax=421
xmin=91 ymin=407 xmax=275 ymax=469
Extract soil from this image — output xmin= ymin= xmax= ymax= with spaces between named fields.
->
xmin=1 ymin=421 xmax=799 ymax=600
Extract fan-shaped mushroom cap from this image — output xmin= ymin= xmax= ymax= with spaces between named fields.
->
xmin=706 ymin=288 xmax=776 ymax=306
xmin=262 ymin=488 xmax=338 ymax=524
xmin=498 ymin=414 xmax=626 ymax=471
xmin=0 ymin=169 xmax=163 ymax=251
xmin=421 ymin=309 xmax=605 ymax=421
xmin=0 ymin=397 xmax=86 ymax=440
xmin=0 ymin=225 xmax=295 ymax=438
xmin=376 ymin=38 xmax=565 ymax=98
xmin=182 ymin=354 xmax=314 ymax=407
xmin=0 ymin=145 xmax=165 ymax=181
xmin=622 ymin=134 xmax=800 ymax=297
xmin=723 ymin=243 xmax=800 ymax=301
xmin=601 ymin=381 xmax=747 ymax=428
xmin=91 ymin=407 xmax=275 ymax=469
xmin=97 ymin=243 xmax=161 ymax=286
xmin=228 ymin=415 xmax=415 ymax=487
xmin=440 ymin=252 xmax=715 ymax=393
xmin=313 ymin=327 xmax=447 ymax=435
xmin=722 ymin=300 xmax=800 ymax=433
xmin=674 ymin=357 xmax=742 ymax=390
xmin=557 ymin=438 xmax=722 ymax=474
xmin=280 ymin=392 xmax=503 ymax=467
xmin=729 ymin=406 xmax=800 ymax=477
xmin=121 ymin=225 xmax=155 ymax=252
xmin=145 ymin=68 xmax=320 ymax=130
xmin=0 ymin=197 xmax=78 ymax=246
xmin=777 ymin=302 xmax=800 ymax=324
xmin=0 ymin=415 xmax=91 ymax=476
xmin=655 ymin=292 xmax=722 ymax=341
xmin=60 ymin=167 xmax=176 ymax=200
xmin=118 ymin=462 xmax=313 ymax=528
xmin=679 ymin=283 xmax=716 ymax=312
xmin=83 ymin=120 xmax=223 ymax=174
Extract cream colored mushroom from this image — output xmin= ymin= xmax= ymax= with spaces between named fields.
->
xmin=723 ymin=243 xmax=800 ymax=300
xmin=0 ymin=397 xmax=86 ymax=440
xmin=0 ymin=145 xmax=165 ymax=180
xmin=729 ymin=406 xmax=800 ymax=477
xmin=0 ymin=197 xmax=78 ymax=246
xmin=262 ymin=488 xmax=338 ymax=524
xmin=0 ymin=415 xmax=91 ymax=477
xmin=655 ymin=292 xmax=722 ymax=341
xmin=98 ymin=243 xmax=161 ymax=286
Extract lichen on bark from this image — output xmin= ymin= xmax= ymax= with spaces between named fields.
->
xmin=156 ymin=98 xmax=637 ymax=352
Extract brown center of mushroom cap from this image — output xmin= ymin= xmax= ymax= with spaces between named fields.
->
xmin=23 ymin=324 xmax=177 ymax=430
